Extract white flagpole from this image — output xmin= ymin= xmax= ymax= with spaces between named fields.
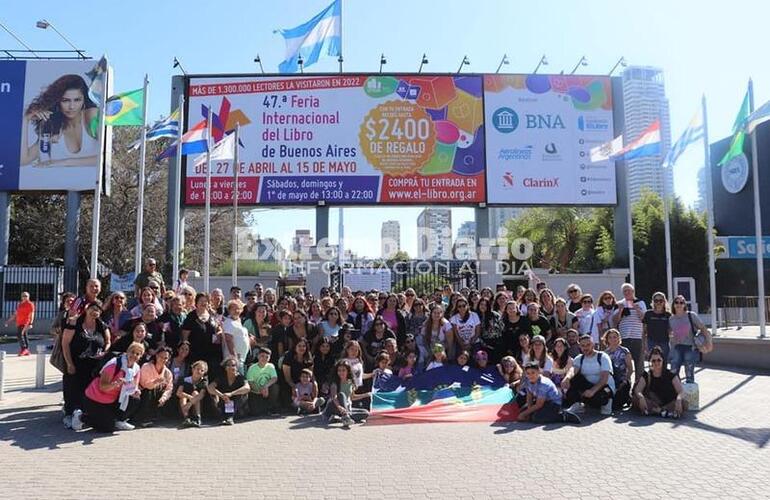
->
xmin=748 ymin=79 xmax=766 ymax=338
xmin=663 ymin=176 xmax=673 ymax=300
xmin=232 ymin=125 xmax=240 ymax=288
xmin=203 ymin=117 xmax=212 ymax=293
xmin=625 ymin=159 xmax=635 ymax=285
xmin=172 ymin=94 xmax=185 ymax=285
xmin=90 ymin=64 xmax=108 ymax=279
xmin=702 ymin=95 xmax=718 ymax=336
xmin=134 ymin=74 xmax=150 ymax=277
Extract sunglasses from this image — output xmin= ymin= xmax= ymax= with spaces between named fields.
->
xmin=653 ymin=299 xmax=664 ymax=303
xmin=183 ymin=292 xmax=193 ymax=296
xmin=673 ymin=301 xmax=685 ymax=305
xmin=651 ymin=359 xmax=663 ymax=364
xmin=406 ymin=339 xmax=415 ymax=343
xmin=225 ymin=363 xmax=237 ymax=368
xmin=568 ymin=290 xmax=578 ymax=294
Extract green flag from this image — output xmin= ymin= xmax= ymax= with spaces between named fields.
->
xmin=104 ymin=88 xmax=144 ymax=126
xmin=718 ymin=89 xmax=750 ymax=166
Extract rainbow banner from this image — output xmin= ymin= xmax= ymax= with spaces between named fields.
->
xmin=369 ymin=365 xmax=519 ymax=424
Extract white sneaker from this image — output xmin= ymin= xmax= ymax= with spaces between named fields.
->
xmin=63 ymin=415 xmax=73 ymax=429
xmin=71 ymin=409 xmax=83 ymax=431
xmin=600 ymin=399 xmax=613 ymax=416
xmin=567 ymin=402 xmax=585 ymax=414
xmin=114 ymin=420 xmax=135 ymax=431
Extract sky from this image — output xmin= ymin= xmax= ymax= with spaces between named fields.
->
xmin=2 ymin=0 xmax=767 ymax=257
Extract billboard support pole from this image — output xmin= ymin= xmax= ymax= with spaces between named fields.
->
xmin=232 ymin=124 xmax=240 ymax=288
xmin=203 ymin=117 xmax=212 ymax=293
xmin=172 ymin=93 xmax=185 ymax=285
xmin=134 ymin=74 xmax=150 ymax=277
xmin=0 ymin=192 xmax=9 ymax=265
xmin=748 ymin=79 xmax=766 ymax=338
xmin=701 ymin=95 xmax=718 ymax=337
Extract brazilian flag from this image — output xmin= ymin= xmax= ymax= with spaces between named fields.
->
xmin=104 ymin=88 xmax=144 ymax=126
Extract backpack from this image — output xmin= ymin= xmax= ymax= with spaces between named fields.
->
xmin=576 ymin=351 xmax=608 ymax=374
xmin=93 ymin=352 xmax=123 ymax=379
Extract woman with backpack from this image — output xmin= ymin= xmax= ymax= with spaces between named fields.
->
xmin=71 ymin=342 xmax=145 ymax=432
xmin=669 ymin=295 xmax=713 ymax=383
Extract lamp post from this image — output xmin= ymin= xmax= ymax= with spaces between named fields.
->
xmin=570 ymin=55 xmax=588 ymax=75
xmin=254 ymin=54 xmax=265 ymax=74
xmin=456 ymin=55 xmax=470 ymax=74
xmin=608 ymin=56 xmax=627 ymax=76
xmin=36 ymin=19 xmax=85 ymax=58
xmin=533 ymin=54 xmax=548 ymax=74
xmin=495 ymin=54 xmax=510 ymax=74
xmin=1 ymin=21 xmax=40 ymax=58
xmin=418 ymin=54 xmax=428 ymax=73
xmin=379 ymin=53 xmax=387 ymax=73
xmin=173 ymin=57 xmax=188 ymax=76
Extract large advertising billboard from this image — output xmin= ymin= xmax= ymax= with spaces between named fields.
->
xmin=184 ymin=74 xmax=486 ymax=206
xmin=0 ymin=59 xmax=107 ymax=191
xmin=483 ymin=74 xmax=616 ymax=205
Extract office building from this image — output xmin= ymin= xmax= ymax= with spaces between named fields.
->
xmin=417 ymin=208 xmax=452 ymax=260
xmin=381 ymin=220 xmax=401 ymax=258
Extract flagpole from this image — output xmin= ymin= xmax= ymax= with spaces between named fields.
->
xmin=702 ymin=95 xmax=718 ymax=336
xmin=90 ymin=64 xmax=108 ymax=280
xmin=748 ymin=79 xmax=766 ymax=338
xmin=203 ymin=117 xmax=212 ymax=293
xmin=663 ymin=174 xmax=673 ymax=300
xmin=625 ymin=159 xmax=635 ymax=285
xmin=232 ymin=124 xmax=240 ymax=288
xmin=134 ymin=74 xmax=150 ymax=277
xmin=172 ymin=94 xmax=185 ymax=285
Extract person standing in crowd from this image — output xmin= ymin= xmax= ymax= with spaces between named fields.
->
xmin=378 ymin=293 xmax=406 ymax=344
xmin=492 ymin=291 xmax=509 ymax=314
xmin=158 ymin=296 xmax=187 ymax=350
xmin=222 ymin=300 xmax=250 ymax=373
xmin=518 ymin=361 xmax=581 ymax=424
xmin=61 ymin=301 xmax=111 ymax=429
xmin=595 ymin=291 xmax=618 ymax=337
xmin=449 ymin=297 xmax=481 ymax=354
xmin=539 ymin=288 xmax=556 ymax=318
xmin=566 ymin=284 xmax=583 ymax=313
xmin=101 ymin=292 xmax=131 ymax=338
xmin=566 ymin=329 xmax=581 ymax=358
xmin=669 ymin=295 xmax=712 ymax=383
xmin=613 ymin=283 xmax=647 ymax=381
xmin=561 ymin=334 xmax=615 ymax=415
xmin=69 ymin=278 xmax=101 ymax=321
xmin=421 ymin=304 xmax=454 ymax=364
xmin=526 ymin=303 xmax=552 ymax=343
xmin=476 ymin=297 xmax=502 ymax=362
xmin=499 ymin=300 xmax=532 ymax=362
xmin=634 ymin=346 xmax=687 ymax=418
xmin=174 ymin=269 xmax=190 ymax=294
xmin=181 ymin=293 xmax=223 ymax=378
xmin=602 ymin=329 xmax=634 ymax=410
xmin=549 ymin=337 xmax=573 ymax=388
xmin=168 ymin=341 xmax=191 ymax=386
xmin=5 ymin=291 xmax=35 ymax=356
xmin=550 ymin=298 xmax=578 ymax=342
xmin=209 ymin=289 xmax=226 ymax=319
xmin=348 ymin=296 xmax=375 ymax=339
xmin=129 ymin=286 xmax=163 ymax=318
xmin=134 ymin=258 xmax=165 ymax=297
xmin=643 ymin=292 xmax=672 ymax=362
xmin=575 ymin=294 xmax=600 ymax=346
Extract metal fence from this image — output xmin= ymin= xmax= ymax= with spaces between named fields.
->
xmin=0 ymin=266 xmax=77 ymax=320
xmin=390 ymin=260 xmax=478 ymax=296
xmin=718 ymin=295 xmax=770 ymax=328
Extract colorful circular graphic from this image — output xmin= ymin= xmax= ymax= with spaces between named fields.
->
xmin=359 ymin=100 xmax=436 ymax=176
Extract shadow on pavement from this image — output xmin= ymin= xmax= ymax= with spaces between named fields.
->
xmin=0 ymin=404 xmax=115 ymax=450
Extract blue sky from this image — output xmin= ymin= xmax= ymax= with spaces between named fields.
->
xmin=2 ymin=0 xmax=766 ymax=257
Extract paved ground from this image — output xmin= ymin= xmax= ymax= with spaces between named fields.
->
xmin=1 ymin=343 xmax=769 ymax=500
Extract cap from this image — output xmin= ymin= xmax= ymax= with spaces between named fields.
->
xmin=531 ymin=335 xmax=546 ymax=345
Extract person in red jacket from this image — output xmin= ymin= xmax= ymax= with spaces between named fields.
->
xmin=5 ymin=291 xmax=35 ymax=356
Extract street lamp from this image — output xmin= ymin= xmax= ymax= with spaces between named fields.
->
xmin=254 ymin=54 xmax=265 ymax=74
xmin=418 ymin=53 xmax=428 ymax=73
xmin=379 ymin=53 xmax=387 ymax=73
xmin=456 ymin=55 xmax=470 ymax=74
xmin=173 ymin=57 xmax=188 ymax=76
xmin=570 ymin=55 xmax=588 ymax=75
xmin=495 ymin=54 xmax=510 ymax=74
xmin=533 ymin=54 xmax=548 ymax=74
xmin=608 ymin=56 xmax=627 ymax=76
xmin=36 ymin=19 xmax=85 ymax=58
xmin=298 ymin=54 xmax=304 ymax=73
xmin=1 ymin=21 xmax=40 ymax=58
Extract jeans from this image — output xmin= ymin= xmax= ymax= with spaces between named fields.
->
xmin=322 ymin=392 xmax=369 ymax=422
xmin=82 ymin=396 xmax=140 ymax=432
xmin=624 ymin=338 xmax=644 ymax=381
xmin=669 ymin=344 xmax=698 ymax=383
xmin=529 ymin=401 xmax=563 ymax=423
xmin=16 ymin=325 xmax=29 ymax=350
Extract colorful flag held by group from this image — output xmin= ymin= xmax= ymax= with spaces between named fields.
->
xmin=105 ymin=88 xmax=144 ymax=126
xmin=369 ymin=365 xmax=519 ymax=424
xmin=276 ymin=0 xmax=341 ymax=73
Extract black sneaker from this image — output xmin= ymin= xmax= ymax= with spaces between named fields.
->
xmin=192 ymin=415 xmax=202 ymax=427
xmin=181 ymin=418 xmax=195 ymax=429
xmin=562 ymin=410 xmax=582 ymax=424
xmin=221 ymin=417 xmax=234 ymax=426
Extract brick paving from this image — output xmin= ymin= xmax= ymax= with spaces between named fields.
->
xmin=1 ymin=348 xmax=769 ymax=499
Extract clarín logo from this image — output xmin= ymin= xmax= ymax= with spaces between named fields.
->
xmin=503 ymin=172 xmax=514 ymax=187
xmin=492 ymin=107 xmax=518 ymax=133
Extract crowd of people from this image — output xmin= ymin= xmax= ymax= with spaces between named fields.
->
xmin=41 ymin=258 xmax=714 ymax=432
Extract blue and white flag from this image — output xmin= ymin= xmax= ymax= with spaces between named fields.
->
xmin=276 ymin=0 xmax=341 ymax=73
xmin=744 ymin=100 xmax=770 ymax=134
xmin=129 ymin=109 xmax=180 ymax=151
xmin=662 ymin=109 xmax=704 ymax=168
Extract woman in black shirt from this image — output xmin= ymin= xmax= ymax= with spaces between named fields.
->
xmin=181 ymin=293 xmax=223 ymax=378
xmin=634 ymin=346 xmax=687 ymax=418
xmin=498 ymin=300 xmax=532 ymax=361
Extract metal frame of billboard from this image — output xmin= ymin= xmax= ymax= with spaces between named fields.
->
xmin=179 ymin=72 xmax=619 ymax=209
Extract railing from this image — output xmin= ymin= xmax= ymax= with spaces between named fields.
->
xmin=718 ymin=295 xmax=770 ymax=328
xmin=0 ymin=266 xmax=78 ymax=320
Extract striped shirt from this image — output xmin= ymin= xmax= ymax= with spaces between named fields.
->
xmin=617 ymin=299 xmax=647 ymax=340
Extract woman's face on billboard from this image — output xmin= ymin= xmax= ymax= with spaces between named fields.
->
xmin=59 ymin=89 xmax=85 ymax=119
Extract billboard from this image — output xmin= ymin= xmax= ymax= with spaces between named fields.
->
xmin=184 ymin=74 xmax=486 ymax=206
xmin=483 ymin=74 xmax=616 ymax=205
xmin=0 ymin=59 xmax=107 ymax=191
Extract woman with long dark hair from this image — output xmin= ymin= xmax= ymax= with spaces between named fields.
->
xmin=348 ymin=296 xmax=374 ymax=339
xmin=378 ymin=293 xmax=406 ymax=344
xmin=21 ymin=74 xmax=99 ymax=166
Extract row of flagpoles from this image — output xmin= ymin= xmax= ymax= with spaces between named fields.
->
xmin=590 ymin=83 xmax=770 ymax=337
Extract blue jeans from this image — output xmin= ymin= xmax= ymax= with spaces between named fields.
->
xmin=669 ymin=344 xmax=698 ymax=383
xmin=647 ymin=338 xmax=670 ymax=368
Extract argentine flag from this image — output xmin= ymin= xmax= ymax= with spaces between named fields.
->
xmin=277 ymin=0 xmax=341 ymax=73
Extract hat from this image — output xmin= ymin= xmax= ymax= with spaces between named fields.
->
xmin=578 ymin=333 xmax=593 ymax=342
xmin=531 ymin=335 xmax=546 ymax=345
xmin=524 ymin=361 xmax=540 ymax=371
xmin=432 ymin=343 xmax=445 ymax=353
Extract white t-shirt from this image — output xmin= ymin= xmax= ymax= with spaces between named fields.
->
xmin=344 ymin=357 xmax=364 ymax=387
xmin=450 ymin=312 xmax=480 ymax=344
xmin=574 ymin=351 xmax=615 ymax=392
xmin=575 ymin=308 xmax=600 ymax=344
xmin=521 ymin=354 xmax=553 ymax=374
xmin=222 ymin=317 xmax=250 ymax=361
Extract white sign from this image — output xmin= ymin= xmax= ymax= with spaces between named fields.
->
xmin=343 ymin=268 xmax=391 ymax=292
xmin=483 ymin=74 xmax=616 ymax=205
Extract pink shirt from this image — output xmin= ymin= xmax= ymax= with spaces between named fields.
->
xmin=381 ymin=310 xmax=398 ymax=331
xmin=85 ymin=362 xmax=140 ymax=404
xmin=139 ymin=362 xmax=174 ymax=400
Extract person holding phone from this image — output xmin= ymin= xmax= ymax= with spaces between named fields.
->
xmin=612 ymin=283 xmax=646 ymax=381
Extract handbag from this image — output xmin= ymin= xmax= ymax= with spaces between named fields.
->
xmin=49 ymin=332 xmax=66 ymax=373
xmin=687 ymin=312 xmax=709 ymax=352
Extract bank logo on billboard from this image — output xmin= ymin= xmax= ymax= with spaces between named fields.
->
xmin=492 ymin=107 xmax=518 ymax=133
xmin=577 ymin=115 xmax=610 ymax=132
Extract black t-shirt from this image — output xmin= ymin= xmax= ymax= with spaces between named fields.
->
xmin=182 ymin=311 xmax=220 ymax=362
xmin=499 ymin=316 xmax=532 ymax=358
xmin=282 ymin=352 xmax=314 ymax=384
xmin=181 ymin=375 xmax=208 ymax=394
xmin=213 ymin=374 xmax=246 ymax=395
xmin=643 ymin=369 xmax=678 ymax=406
xmin=66 ymin=316 xmax=108 ymax=364
xmin=123 ymin=318 xmax=163 ymax=350
xmin=363 ymin=329 xmax=396 ymax=358
xmin=568 ymin=301 xmax=582 ymax=314
xmin=643 ymin=310 xmax=671 ymax=343
xmin=528 ymin=315 xmax=552 ymax=339
xmin=158 ymin=311 xmax=186 ymax=349
xmin=313 ymin=353 xmax=336 ymax=388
